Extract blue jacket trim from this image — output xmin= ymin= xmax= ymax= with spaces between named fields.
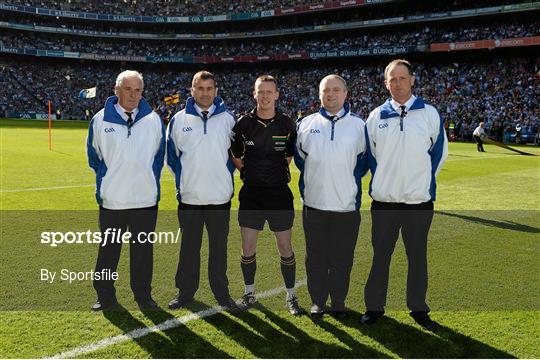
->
xmin=365 ymin=130 xmax=377 ymax=198
xmin=166 ymin=117 xmax=183 ymax=201
xmin=353 ymin=150 xmax=369 ymax=210
xmin=318 ymin=102 xmax=350 ymax=121
xmin=102 ymin=96 xmax=153 ymax=126
xmin=95 ymin=161 xmax=107 ymax=205
xmin=87 ymin=118 xmax=107 ymax=205
xmin=152 ymin=119 xmax=166 ymax=203
xmin=293 ymin=141 xmax=307 ymax=200
xmin=184 ymin=96 xmax=228 ymax=119
xmin=428 ymin=111 xmax=445 ymax=201
xmin=227 ymin=110 xmax=238 ymax=122
xmin=380 ymin=96 xmax=426 ymax=120
xmin=227 ymin=157 xmax=236 ymax=198
xmin=87 ymin=118 xmax=100 ymax=173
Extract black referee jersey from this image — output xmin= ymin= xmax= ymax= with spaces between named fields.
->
xmin=231 ymin=108 xmax=296 ymax=187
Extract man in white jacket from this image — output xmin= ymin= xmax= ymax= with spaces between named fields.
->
xmin=473 ymin=122 xmax=486 ymax=152
xmin=295 ymin=75 xmax=368 ymax=318
xmin=361 ymin=59 xmax=448 ymax=331
xmin=87 ymin=70 xmax=165 ymax=311
xmin=166 ymin=71 xmax=239 ymax=311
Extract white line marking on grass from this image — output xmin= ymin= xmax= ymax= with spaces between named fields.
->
xmin=0 ymin=184 xmax=95 ymax=193
xmin=2 ymin=180 xmax=176 ymax=193
xmin=446 ymin=154 xmax=522 ymax=162
xmin=46 ymin=279 xmax=307 ymax=359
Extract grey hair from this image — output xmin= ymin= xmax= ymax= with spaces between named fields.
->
xmin=319 ymin=74 xmax=347 ymax=92
xmin=115 ymin=70 xmax=144 ymax=89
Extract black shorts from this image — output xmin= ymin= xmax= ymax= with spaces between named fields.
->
xmin=238 ymin=185 xmax=295 ymax=232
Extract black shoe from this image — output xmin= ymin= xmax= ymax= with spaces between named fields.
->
xmin=168 ymin=294 xmax=193 ymax=310
xmin=410 ymin=311 xmax=438 ymax=332
xmin=91 ymin=299 xmax=118 ymax=311
xmin=137 ymin=299 xmax=160 ymax=311
xmin=329 ymin=310 xmax=348 ymax=319
xmin=239 ymin=292 xmax=257 ymax=309
xmin=310 ymin=303 xmax=325 ymax=316
xmin=360 ymin=310 xmax=384 ymax=324
xmin=217 ymin=297 xmax=242 ymax=311
xmin=286 ymin=296 xmax=304 ymax=316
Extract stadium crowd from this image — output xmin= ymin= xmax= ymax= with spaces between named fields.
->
xmin=4 ymin=0 xmax=532 ymax=17
xmin=1 ymin=21 xmax=538 ymax=57
xmin=6 ymin=0 xmax=324 ymax=16
xmin=1 ymin=0 xmax=533 ymax=36
xmin=1 ymin=56 xmax=538 ymax=142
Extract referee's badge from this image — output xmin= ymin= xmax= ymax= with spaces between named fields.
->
xmin=272 ymin=135 xmax=288 ymax=152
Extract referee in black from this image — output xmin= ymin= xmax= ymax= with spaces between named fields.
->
xmin=231 ymin=75 xmax=303 ymax=315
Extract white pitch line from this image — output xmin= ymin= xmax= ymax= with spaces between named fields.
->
xmin=1 ymin=179 xmax=177 ymax=193
xmin=446 ymin=154 xmax=514 ymax=162
xmin=46 ymin=279 xmax=307 ymax=359
xmin=0 ymin=184 xmax=95 ymax=193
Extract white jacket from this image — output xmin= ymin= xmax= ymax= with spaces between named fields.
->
xmin=294 ymin=103 xmax=368 ymax=212
xmin=167 ymin=97 xmax=236 ymax=205
xmin=365 ymin=96 xmax=448 ymax=204
xmin=87 ymin=96 xmax=165 ymax=210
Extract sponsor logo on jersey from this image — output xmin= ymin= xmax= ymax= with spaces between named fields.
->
xmin=245 ymin=140 xmax=255 ymax=146
xmin=104 ymin=128 xmax=115 ymax=133
xmin=378 ymin=123 xmax=389 ymax=129
xmin=310 ymin=129 xmax=321 ymax=134
xmin=182 ymin=127 xmax=193 ymax=132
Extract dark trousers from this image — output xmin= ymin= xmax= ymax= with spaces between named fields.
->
xmin=175 ymin=201 xmax=231 ymax=301
xmin=474 ymin=135 xmax=485 ymax=152
xmin=303 ymin=206 xmax=360 ymax=309
xmin=364 ymin=200 xmax=434 ymax=312
xmin=93 ymin=205 xmax=158 ymax=303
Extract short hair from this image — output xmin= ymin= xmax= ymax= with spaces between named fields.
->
xmin=254 ymin=75 xmax=278 ymax=90
xmin=192 ymin=71 xmax=216 ymax=88
xmin=319 ymin=74 xmax=347 ymax=92
xmin=115 ymin=70 xmax=144 ymax=89
xmin=384 ymin=59 xmax=413 ymax=79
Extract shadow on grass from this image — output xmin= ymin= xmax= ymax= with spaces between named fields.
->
xmin=102 ymin=303 xmax=515 ymax=358
xmin=196 ymin=301 xmax=388 ymax=358
xmin=103 ymin=303 xmax=230 ymax=358
xmin=448 ymin=153 xmax=474 ymax=158
xmin=263 ymin=304 xmax=388 ymax=358
xmin=51 ymin=150 xmax=74 ymax=156
xmin=350 ymin=312 xmax=514 ymax=358
xmin=436 ymin=211 xmax=540 ymax=233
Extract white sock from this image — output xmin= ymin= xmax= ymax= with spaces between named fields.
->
xmin=245 ymin=284 xmax=255 ymax=295
xmin=285 ymin=287 xmax=296 ymax=300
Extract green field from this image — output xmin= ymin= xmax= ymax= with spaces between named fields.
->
xmin=1 ymin=118 xmax=539 ymax=358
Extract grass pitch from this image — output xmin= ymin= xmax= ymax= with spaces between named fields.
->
xmin=0 ymin=118 xmax=539 ymax=358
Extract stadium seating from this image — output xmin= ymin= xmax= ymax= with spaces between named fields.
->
xmin=3 ymin=0 xmax=533 ymax=17
xmin=1 ymin=21 xmax=537 ymax=57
